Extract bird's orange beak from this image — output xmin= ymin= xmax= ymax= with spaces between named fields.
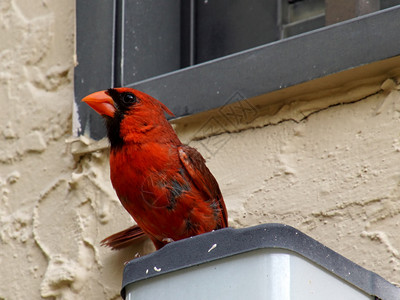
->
xmin=82 ymin=90 xmax=116 ymax=117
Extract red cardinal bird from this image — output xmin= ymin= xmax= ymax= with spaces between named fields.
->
xmin=82 ymin=88 xmax=228 ymax=250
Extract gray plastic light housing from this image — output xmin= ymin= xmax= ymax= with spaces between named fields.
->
xmin=121 ymin=224 xmax=400 ymax=300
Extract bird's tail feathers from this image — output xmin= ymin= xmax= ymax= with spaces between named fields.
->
xmin=101 ymin=225 xmax=147 ymax=250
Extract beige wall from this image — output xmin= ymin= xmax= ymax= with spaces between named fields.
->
xmin=1 ymin=1 xmax=399 ymax=299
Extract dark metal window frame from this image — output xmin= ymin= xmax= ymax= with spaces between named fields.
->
xmin=74 ymin=2 xmax=400 ymax=140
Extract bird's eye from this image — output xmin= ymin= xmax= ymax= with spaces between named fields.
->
xmin=122 ymin=93 xmax=137 ymax=105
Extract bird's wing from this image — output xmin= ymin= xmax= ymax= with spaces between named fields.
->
xmin=178 ymin=145 xmax=228 ymax=227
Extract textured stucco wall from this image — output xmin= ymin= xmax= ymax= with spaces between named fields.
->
xmin=1 ymin=1 xmax=400 ymax=299
xmin=179 ymin=81 xmax=400 ymax=289
xmin=177 ymin=79 xmax=400 ymax=285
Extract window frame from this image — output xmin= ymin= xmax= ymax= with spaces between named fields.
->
xmin=74 ymin=2 xmax=400 ymax=140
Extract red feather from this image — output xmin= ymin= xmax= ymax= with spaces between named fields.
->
xmin=100 ymin=225 xmax=146 ymax=250
xmin=82 ymin=88 xmax=228 ymax=250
